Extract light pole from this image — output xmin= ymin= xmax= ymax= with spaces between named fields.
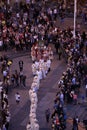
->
xmin=7 ymin=0 xmax=10 ymax=5
xmin=73 ymin=0 xmax=77 ymax=38
xmin=0 ymin=81 xmax=3 ymax=129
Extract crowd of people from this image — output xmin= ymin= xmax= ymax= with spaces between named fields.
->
xmin=28 ymin=26 xmax=87 ymax=129
xmin=0 ymin=55 xmax=27 ymax=130
xmin=0 ymin=57 xmax=28 ymax=130
xmin=0 ymin=0 xmax=87 ymax=130
xmin=0 ymin=0 xmax=66 ymax=52
xmin=27 ymin=41 xmax=54 ymax=130
xmin=0 ymin=0 xmax=86 ymax=52
xmin=50 ymin=27 xmax=87 ymax=129
xmin=0 ymin=56 xmax=12 ymax=130
xmin=31 ymin=43 xmax=53 ymax=80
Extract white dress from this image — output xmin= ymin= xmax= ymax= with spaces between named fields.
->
xmin=36 ymin=70 xmax=42 ymax=80
xmin=47 ymin=59 xmax=51 ymax=71
xmin=32 ymin=64 xmax=36 ymax=76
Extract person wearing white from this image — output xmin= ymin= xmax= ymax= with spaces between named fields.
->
xmin=35 ymin=61 xmax=39 ymax=70
xmin=49 ymin=50 xmax=53 ymax=61
xmin=36 ymin=69 xmax=42 ymax=81
xmin=26 ymin=122 xmax=31 ymax=130
xmin=44 ymin=61 xmax=48 ymax=75
xmin=31 ymin=50 xmax=36 ymax=62
xmin=39 ymin=68 xmax=43 ymax=80
xmin=60 ymin=91 xmax=64 ymax=105
xmin=41 ymin=62 xmax=46 ymax=79
xmin=3 ymin=70 xmax=7 ymax=77
xmin=32 ymin=63 xmax=37 ymax=76
xmin=0 ymin=39 xmax=3 ymax=47
xmin=15 ymin=92 xmax=20 ymax=103
xmin=31 ymin=82 xmax=39 ymax=92
xmin=3 ymin=70 xmax=7 ymax=82
xmin=46 ymin=59 xmax=51 ymax=72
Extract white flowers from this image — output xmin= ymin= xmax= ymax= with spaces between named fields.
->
xmin=27 ymin=45 xmax=53 ymax=130
xmin=27 ymin=76 xmax=40 ymax=130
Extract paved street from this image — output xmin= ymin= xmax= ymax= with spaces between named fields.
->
xmin=0 ymin=44 xmax=86 ymax=130
xmin=0 ymin=44 xmax=67 ymax=130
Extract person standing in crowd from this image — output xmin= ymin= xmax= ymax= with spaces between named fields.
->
xmin=11 ymin=74 xmax=15 ymax=86
xmin=72 ymin=116 xmax=79 ymax=130
xmin=2 ymin=124 xmax=7 ymax=130
xmin=19 ymin=60 xmax=23 ymax=71
xmin=5 ymin=111 xmax=11 ymax=130
xmin=73 ymin=93 xmax=78 ymax=105
xmin=54 ymin=39 xmax=60 ymax=54
xmin=58 ymin=47 xmax=62 ymax=60
xmin=22 ymin=75 xmax=26 ymax=87
xmin=15 ymin=92 xmax=20 ymax=104
xmin=3 ymin=69 xmax=7 ymax=83
xmin=45 ymin=108 xmax=50 ymax=123
xmin=19 ymin=70 xmax=23 ymax=86
xmin=72 ymin=117 xmax=77 ymax=130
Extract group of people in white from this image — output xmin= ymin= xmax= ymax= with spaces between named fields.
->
xmin=26 ymin=44 xmax=53 ymax=130
xmin=31 ymin=44 xmax=53 ymax=80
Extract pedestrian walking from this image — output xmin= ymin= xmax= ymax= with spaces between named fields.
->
xmin=58 ymin=47 xmax=62 ymax=60
xmin=19 ymin=70 xmax=23 ymax=85
xmin=73 ymin=93 xmax=78 ymax=105
xmin=15 ymin=92 xmax=20 ymax=104
xmin=11 ymin=74 xmax=15 ymax=86
xmin=72 ymin=116 xmax=79 ymax=130
xmin=5 ymin=113 xmax=11 ymax=130
xmin=22 ymin=75 xmax=26 ymax=87
xmin=2 ymin=124 xmax=7 ymax=130
xmin=72 ymin=117 xmax=78 ymax=130
xmin=45 ymin=108 xmax=50 ymax=123
xmin=19 ymin=60 xmax=23 ymax=71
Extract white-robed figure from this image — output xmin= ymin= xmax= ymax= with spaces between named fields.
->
xmin=43 ymin=46 xmax=48 ymax=61
xmin=44 ymin=61 xmax=48 ymax=75
xmin=46 ymin=58 xmax=51 ymax=72
xmin=31 ymin=47 xmax=36 ymax=62
xmin=31 ymin=82 xmax=39 ymax=92
xmin=35 ymin=61 xmax=39 ymax=70
xmin=39 ymin=58 xmax=44 ymax=64
xmin=33 ymin=123 xmax=39 ymax=130
xmin=30 ymin=103 xmax=37 ymax=114
xmin=29 ymin=89 xmax=34 ymax=100
xmin=49 ymin=50 xmax=53 ymax=61
xmin=33 ymin=76 xmax=40 ymax=86
xmin=32 ymin=63 xmax=37 ymax=76
xmin=39 ymin=61 xmax=46 ymax=79
xmin=26 ymin=122 xmax=31 ymax=130
xmin=27 ymin=45 xmax=53 ymax=130
xmin=39 ymin=68 xmax=43 ymax=80
xmin=36 ymin=69 xmax=43 ymax=81
xmin=29 ymin=113 xmax=36 ymax=129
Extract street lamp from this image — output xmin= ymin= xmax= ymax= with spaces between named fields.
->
xmin=0 ymin=81 xmax=3 ymax=129
xmin=73 ymin=0 xmax=77 ymax=38
xmin=7 ymin=0 xmax=10 ymax=5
